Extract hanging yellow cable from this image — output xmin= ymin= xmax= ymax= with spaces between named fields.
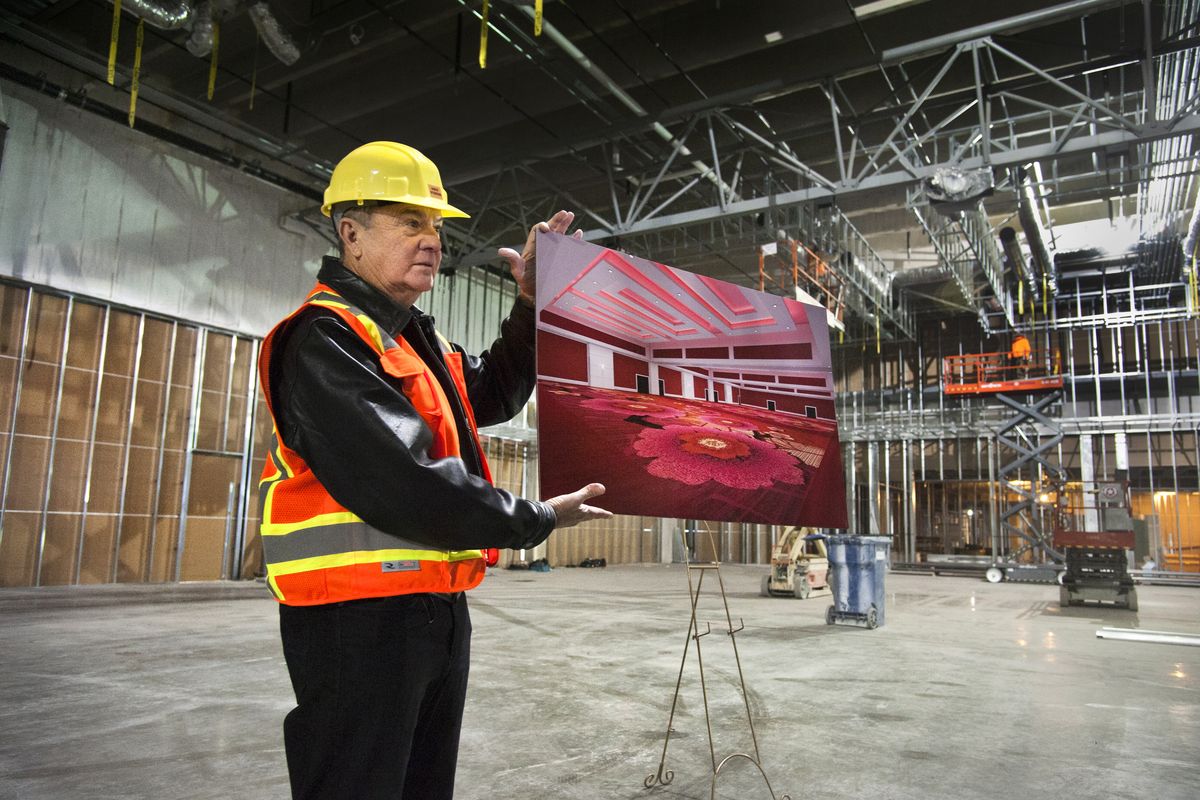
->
xmin=249 ymin=33 xmax=259 ymax=110
xmin=1018 ymin=280 xmax=1024 ymax=316
xmin=1042 ymin=273 xmax=1048 ymax=317
xmin=535 ymin=0 xmax=543 ymax=35
xmin=128 ymin=19 xmax=143 ymax=127
xmin=479 ymin=0 xmax=489 ymax=69
xmin=107 ymin=0 xmax=122 ymax=85
xmin=1190 ymin=253 xmax=1197 ymax=313
xmin=839 ymin=327 xmax=844 ymax=345
xmin=875 ymin=315 xmax=881 ymax=355
xmin=208 ymin=21 xmax=220 ymax=100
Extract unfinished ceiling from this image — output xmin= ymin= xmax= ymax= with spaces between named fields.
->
xmin=1 ymin=0 xmax=1197 ymax=338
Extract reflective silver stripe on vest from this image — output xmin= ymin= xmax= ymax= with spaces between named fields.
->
xmin=262 ymin=521 xmax=438 ymax=565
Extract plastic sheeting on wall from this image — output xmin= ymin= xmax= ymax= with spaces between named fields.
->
xmin=0 ymin=78 xmax=326 ymax=337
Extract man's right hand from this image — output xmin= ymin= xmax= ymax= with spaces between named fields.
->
xmin=546 ymin=483 xmax=612 ymax=529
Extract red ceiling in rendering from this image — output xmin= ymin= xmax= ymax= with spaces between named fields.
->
xmin=545 ymin=247 xmax=808 ymax=345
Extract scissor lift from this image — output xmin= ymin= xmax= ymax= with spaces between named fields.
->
xmin=941 ymin=348 xmax=1063 ymax=396
xmin=943 ymin=346 xmax=1066 ymax=570
xmin=1054 ymin=483 xmax=1138 ymax=610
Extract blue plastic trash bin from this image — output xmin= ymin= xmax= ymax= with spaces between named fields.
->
xmin=825 ymin=535 xmax=891 ymax=629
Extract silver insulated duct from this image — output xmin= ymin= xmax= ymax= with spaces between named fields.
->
xmin=1183 ymin=198 xmax=1200 ymax=267
xmin=185 ymin=2 xmax=213 ymax=57
xmin=1017 ymin=170 xmax=1057 ymax=294
xmin=999 ymin=227 xmax=1029 ymax=277
xmin=248 ymin=2 xmax=301 ymax=66
xmin=107 ymin=0 xmax=193 ymax=30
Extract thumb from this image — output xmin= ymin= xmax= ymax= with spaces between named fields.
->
xmin=497 ymin=247 xmax=522 ymax=269
xmin=576 ymin=482 xmax=606 ymax=502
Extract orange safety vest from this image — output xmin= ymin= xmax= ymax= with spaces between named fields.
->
xmin=257 ymin=283 xmax=493 ymax=606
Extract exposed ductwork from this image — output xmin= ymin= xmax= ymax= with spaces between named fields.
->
xmin=925 ymin=166 xmax=994 ymax=214
xmin=999 ymin=226 xmax=1029 ymax=277
xmin=111 ymin=0 xmax=300 ymax=65
xmin=106 ymin=0 xmax=193 ymax=30
xmin=248 ymin=2 xmax=300 ymax=66
xmin=1183 ymin=199 xmax=1200 ymax=266
xmin=891 ymin=264 xmax=953 ymax=286
xmin=185 ymin=2 xmax=214 ymax=56
xmin=1017 ymin=169 xmax=1057 ymax=295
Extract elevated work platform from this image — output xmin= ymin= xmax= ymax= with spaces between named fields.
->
xmin=942 ymin=349 xmax=1063 ymax=395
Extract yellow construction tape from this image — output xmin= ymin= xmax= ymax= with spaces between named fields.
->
xmin=107 ymin=0 xmax=121 ymax=85
xmin=1185 ymin=255 xmax=1195 ymax=314
xmin=479 ymin=0 xmax=489 ymax=69
xmin=535 ymin=0 xmax=543 ymax=35
xmin=208 ymin=21 xmax=220 ymax=100
xmin=128 ymin=19 xmax=143 ymax=127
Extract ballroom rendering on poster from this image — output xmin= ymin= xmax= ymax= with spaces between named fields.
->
xmin=535 ymin=233 xmax=847 ymax=528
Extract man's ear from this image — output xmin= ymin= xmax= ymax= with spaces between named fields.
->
xmin=339 ymin=217 xmax=360 ymax=257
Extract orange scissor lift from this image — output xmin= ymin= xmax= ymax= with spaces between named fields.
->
xmin=943 ymin=341 xmax=1068 ymax=580
xmin=941 ymin=346 xmax=1064 ymax=395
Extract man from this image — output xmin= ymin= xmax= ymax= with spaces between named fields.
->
xmin=257 ymin=141 xmax=611 ymax=799
xmin=1010 ymin=333 xmax=1032 ymax=361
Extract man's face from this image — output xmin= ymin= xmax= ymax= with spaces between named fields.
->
xmin=345 ymin=204 xmax=444 ymax=307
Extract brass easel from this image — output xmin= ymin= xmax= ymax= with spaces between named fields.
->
xmin=644 ymin=524 xmax=790 ymax=800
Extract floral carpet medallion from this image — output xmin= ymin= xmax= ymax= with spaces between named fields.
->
xmin=633 ymin=425 xmax=807 ymax=489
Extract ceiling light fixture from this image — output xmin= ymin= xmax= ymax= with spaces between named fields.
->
xmin=764 ymin=31 xmax=783 ymax=44
xmin=853 ymin=0 xmax=929 ymax=20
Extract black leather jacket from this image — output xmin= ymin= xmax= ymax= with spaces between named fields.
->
xmin=265 ymin=256 xmax=555 ymax=551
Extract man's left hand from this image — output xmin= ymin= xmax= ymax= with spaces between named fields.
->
xmin=498 ymin=210 xmax=584 ymax=305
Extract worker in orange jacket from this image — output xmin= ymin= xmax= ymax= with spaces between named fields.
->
xmin=258 ymin=141 xmax=611 ymax=799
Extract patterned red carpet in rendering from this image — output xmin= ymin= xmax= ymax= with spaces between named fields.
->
xmin=537 ymin=381 xmax=847 ymax=526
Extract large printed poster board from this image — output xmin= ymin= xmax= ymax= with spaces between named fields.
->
xmin=535 ymin=232 xmax=847 ymax=528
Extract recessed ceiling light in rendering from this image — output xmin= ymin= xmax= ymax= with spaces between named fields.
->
xmin=764 ymin=31 xmax=783 ymax=44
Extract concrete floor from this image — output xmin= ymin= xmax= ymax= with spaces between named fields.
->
xmin=0 ymin=565 xmax=1197 ymax=800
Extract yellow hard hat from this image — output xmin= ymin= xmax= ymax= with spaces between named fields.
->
xmin=321 ymin=141 xmax=469 ymax=219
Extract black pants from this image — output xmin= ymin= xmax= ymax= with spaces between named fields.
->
xmin=279 ymin=593 xmax=472 ymax=800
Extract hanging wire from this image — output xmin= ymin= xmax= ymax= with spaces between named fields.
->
xmin=207 ymin=21 xmax=220 ymax=100
xmin=107 ymin=0 xmax=122 ymax=85
xmin=479 ymin=0 xmax=489 ymax=68
xmin=128 ymin=19 xmax=144 ymax=127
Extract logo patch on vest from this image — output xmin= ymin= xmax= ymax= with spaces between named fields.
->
xmin=381 ymin=560 xmax=420 ymax=573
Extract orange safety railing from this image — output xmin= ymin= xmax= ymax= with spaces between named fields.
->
xmin=941 ymin=349 xmax=1063 ymax=395
xmin=758 ymin=239 xmax=845 ymax=327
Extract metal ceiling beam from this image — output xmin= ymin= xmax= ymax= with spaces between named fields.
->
xmin=582 ymin=116 xmax=1200 ymax=241
xmin=879 ymin=0 xmax=1128 ymax=64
